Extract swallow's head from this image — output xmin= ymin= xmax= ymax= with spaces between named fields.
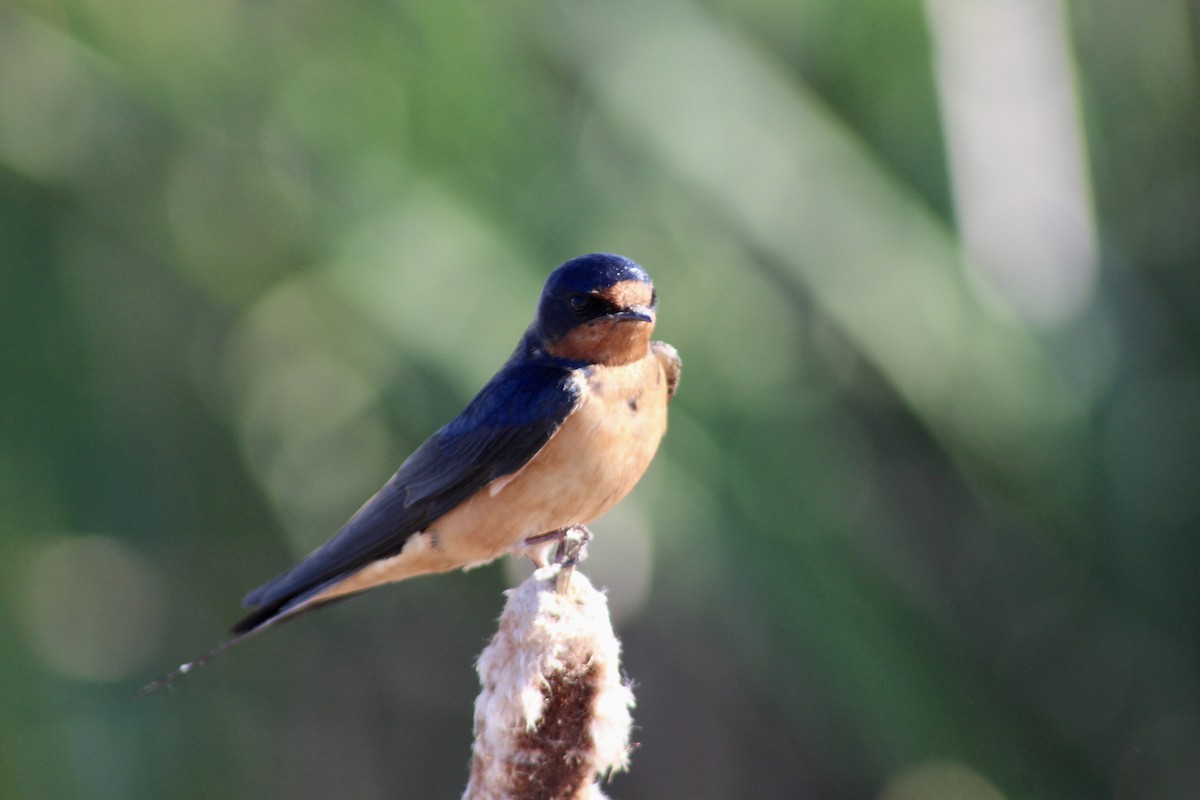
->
xmin=536 ymin=253 xmax=658 ymax=366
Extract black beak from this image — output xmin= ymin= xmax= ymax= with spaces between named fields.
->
xmin=608 ymin=305 xmax=655 ymax=324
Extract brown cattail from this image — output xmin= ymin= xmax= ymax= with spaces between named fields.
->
xmin=464 ymin=565 xmax=634 ymax=800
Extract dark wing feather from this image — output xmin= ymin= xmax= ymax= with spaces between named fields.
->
xmin=232 ymin=361 xmax=581 ymax=634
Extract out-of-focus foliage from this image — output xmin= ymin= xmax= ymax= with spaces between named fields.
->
xmin=2 ymin=0 xmax=1198 ymax=797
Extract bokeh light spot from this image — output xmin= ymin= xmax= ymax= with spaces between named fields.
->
xmin=224 ymin=280 xmax=398 ymax=554
xmin=20 ymin=535 xmax=167 ymax=682
xmin=0 ymin=15 xmax=96 ymax=182
xmin=879 ymin=759 xmax=1008 ymax=800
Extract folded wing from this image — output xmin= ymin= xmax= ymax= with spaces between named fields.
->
xmin=232 ymin=362 xmax=582 ymax=634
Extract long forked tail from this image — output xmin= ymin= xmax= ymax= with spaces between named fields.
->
xmin=136 ymin=596 xmax=336 ymax=696
xmin=136 ymin=634 xmax=250 ymax=696
xmin=137 ymin=572 xmax=364 ymax=696
xmin=134 ymin=611 xmax=296 ymax=696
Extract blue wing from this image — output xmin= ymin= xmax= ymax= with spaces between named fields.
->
xmin=232 ymin=360 xmax=582 ymax=634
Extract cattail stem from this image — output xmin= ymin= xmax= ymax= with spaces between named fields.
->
xmin=463 ymin=557 xmax=634 ymax=800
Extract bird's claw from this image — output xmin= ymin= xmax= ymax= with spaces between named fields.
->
xmin=553 ymin=525 xmax=591 ymax=592
xmin=525 ymin=525 xmax=592 ymax=592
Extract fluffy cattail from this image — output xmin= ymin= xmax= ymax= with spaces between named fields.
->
xmin=464 ymin=565 xmax=634 ymax=800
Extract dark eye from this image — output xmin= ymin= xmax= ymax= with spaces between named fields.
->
xmin=568 ymin=294 xmax=592 ymax=314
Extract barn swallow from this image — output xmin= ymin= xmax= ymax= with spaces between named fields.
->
xmin=144 ymin=253 xmax=679 ymax=691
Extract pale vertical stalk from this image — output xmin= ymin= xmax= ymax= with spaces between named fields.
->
xmin=925 ymin=0 xmax=1098 ymax=326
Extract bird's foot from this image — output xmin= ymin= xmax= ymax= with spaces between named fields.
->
xmin=553 ymin=525 xmax=592 ymax=568
xmin=524 ymin=525 xmax=592 ymax=591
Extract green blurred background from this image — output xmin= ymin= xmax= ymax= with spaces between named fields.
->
xmin=2 ymin=0 xmax=1198 ymax=797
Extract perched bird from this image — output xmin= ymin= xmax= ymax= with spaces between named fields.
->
xmin=144 ymin=253 xmax=679 ymax=691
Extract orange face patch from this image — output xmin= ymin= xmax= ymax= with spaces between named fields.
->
xmin=546 ymin=316 xmax=654 ymax=366
xmin=596 ymin=279 xmax=654 ymax=310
